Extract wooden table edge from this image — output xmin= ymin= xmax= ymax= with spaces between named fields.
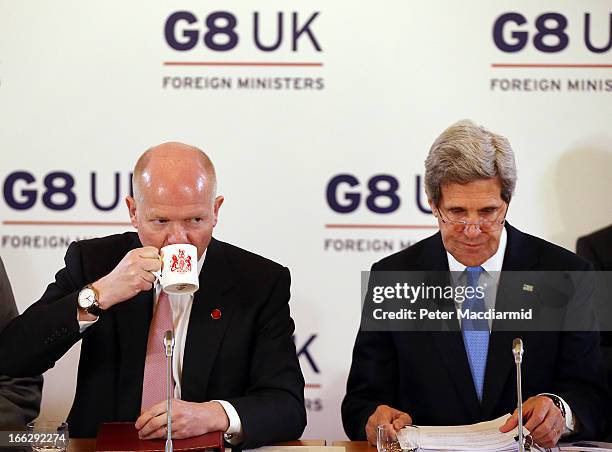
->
xmin=68 ymin=438 xmax=327 ymax=451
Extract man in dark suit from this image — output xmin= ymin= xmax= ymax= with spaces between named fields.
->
xmin=0 ymin=256 xmax=42 ymax=427
xmin=342 ymin=120 xmax=607 ymax=449
xmin=577 ymin=224 xmax=612 ymax=439
xmin=577 ymin=225 xmax=612 ymax=271
xmin=0 ymin=143 xmax=306 ymax=448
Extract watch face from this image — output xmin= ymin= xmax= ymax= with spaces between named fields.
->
xmin=79 ymin=288 xmax=96 ymax=309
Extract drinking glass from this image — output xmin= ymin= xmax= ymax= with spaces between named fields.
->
xmin=397 ymin=425 xmax=420 ymax=452
xmin=26 ymin=421 xmax=69 ymax=452
xmin=377 ymin=424 xmax=420 ymax=452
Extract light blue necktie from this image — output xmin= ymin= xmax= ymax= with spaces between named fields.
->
xmin=461 ymin=266 xmax=488 ymax=402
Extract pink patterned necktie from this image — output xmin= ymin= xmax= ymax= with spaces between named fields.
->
xmin=141 ymin=290 xmax=175 ymax=412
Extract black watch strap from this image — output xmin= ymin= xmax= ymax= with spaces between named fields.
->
xmin=86 ymin=301 xmax=105 ymax=317
xmin=543 ymin=394 xmax=566 ymax=419
xmin=83 ymin=284 xmax=104 ymax=317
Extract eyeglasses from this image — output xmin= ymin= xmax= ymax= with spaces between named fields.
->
xmin=436 ymin=204 xmax=507 ymax=233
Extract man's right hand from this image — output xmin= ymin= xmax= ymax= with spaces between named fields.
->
xmin=90 ymin=246 xmax=161 ymax=310
xmin=365 ymin=405 xmax=413 ymax=446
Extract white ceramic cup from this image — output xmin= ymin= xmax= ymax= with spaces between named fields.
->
xmin=154 ymin=243 xmax=199 ymax=294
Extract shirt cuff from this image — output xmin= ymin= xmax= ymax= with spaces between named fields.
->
xmin=539 ymin=393 xmax=576 ymax=435
xmin=77 ymin=309 xmax=98 ymax=333
xmin=213 ymin=400 xmax=243 ymax=445
xmin=558 ymin=395 xmax=576 ymax=434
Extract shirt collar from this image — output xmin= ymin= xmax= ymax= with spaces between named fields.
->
xmin=197 ymin=250 xmax=207 ymax=275
xmin=446 ymin=226 xmax=507 ymax=273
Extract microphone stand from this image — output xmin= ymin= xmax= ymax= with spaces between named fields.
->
xmin=512 ymin=338 xmax=524 ymax=452
xmin=164 ymin=330 xmax=175 ymax=452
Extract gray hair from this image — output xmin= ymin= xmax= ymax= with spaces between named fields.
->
xmin=424 ymin=119 xmax=517 ymax=206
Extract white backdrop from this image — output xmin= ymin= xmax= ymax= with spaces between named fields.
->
xmin=0 ymin=0 xmax=611 ymax=442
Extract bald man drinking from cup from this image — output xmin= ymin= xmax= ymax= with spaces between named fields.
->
xmin=0 ymin=142 xmax=306 ymax=448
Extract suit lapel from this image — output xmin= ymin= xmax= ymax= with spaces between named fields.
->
xmin=431 ymin=331 xmax=482 ymax=420
xmin=115 ymin=289 xmax=153 ymax=419
xmin=482 ymin=223 xmax=539 ymax=417
xmin=181 ymin=239 xmax=238 ymax=402
xmin=104 ymin=234 xmax=152 ymax=419
xmin=481 ymin=330 xmax=515 ymax=418
xmin=420 ymin=233 xmax=482 ymax=419
xmin=498 ymin=223 xmax=540 ymax=272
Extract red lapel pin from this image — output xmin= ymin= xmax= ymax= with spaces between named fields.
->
xmin=211 ymin=308 xmax=222 ymax=320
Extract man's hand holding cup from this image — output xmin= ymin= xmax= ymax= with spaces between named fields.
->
xmin=80 ymin=243 xmax=200 ymax=321
xmin=78 ymin=246 xmax=161 ymax=320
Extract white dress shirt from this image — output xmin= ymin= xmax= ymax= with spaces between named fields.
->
xmin=446 ymin=227 xmax=576 ymax=435
xmin=79 ymin=251 xmax=243 ymax=443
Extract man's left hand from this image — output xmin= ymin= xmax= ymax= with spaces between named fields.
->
xmin=135 ymin=399 xmax=230 ymax=440
xmin=499 ymin=395 xmax=565 ymax=448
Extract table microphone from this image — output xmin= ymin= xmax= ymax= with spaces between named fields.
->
xmin=512 ymin=338 xmax=524 ymax=452
xmin=164 ymin=330 xmax=175 ymax=452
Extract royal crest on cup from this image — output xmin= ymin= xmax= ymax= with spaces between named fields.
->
xmin=155 ymin=244 xmax=199 ymax=294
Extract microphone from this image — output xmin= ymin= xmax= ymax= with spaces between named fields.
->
xmin=512 ymin=338 xmax=524 ymax=452
xmin=164 ymin=330 xmax=175 ymax=358
xmin=512 ymin=338 xmax=523 ymax=364
xmin=164 ymin=330 xmax=175 ymax=452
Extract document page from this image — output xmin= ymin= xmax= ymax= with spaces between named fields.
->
xmin=404 ymin=414 xmax=528 ymax=451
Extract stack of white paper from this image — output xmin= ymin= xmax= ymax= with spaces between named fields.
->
xmin=399 ymin=414 xmax=529 ymax=452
